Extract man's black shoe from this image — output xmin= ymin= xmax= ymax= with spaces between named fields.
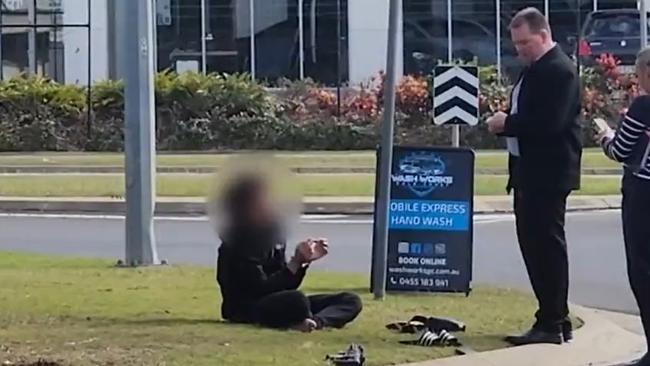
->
xmin=562 ymin=321 xmax=573 ymax=343
xmin=504 ymin=328 xmax=563 ymax=346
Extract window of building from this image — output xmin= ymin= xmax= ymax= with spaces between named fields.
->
xmin=156 ymin=0 xmax=349 ymax=86
xmin=0 ymin=0 xmax=91 ymax=84
xmin=403 ymin=0 xmax=504 ymax=76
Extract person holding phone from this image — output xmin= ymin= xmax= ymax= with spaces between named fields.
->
xmin=486 ymin=8 xmax=582 ymax=345
xmin=216 ymin=173 xmax=362 ymax=332
xmin=596 ymin=47 xmax=650 ymax=366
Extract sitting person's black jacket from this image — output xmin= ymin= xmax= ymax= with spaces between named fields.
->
xmin=216 ymin=222 xmax=307 ymax=322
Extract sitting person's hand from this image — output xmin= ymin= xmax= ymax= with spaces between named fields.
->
xmin=289 ymin=239 xmax=330 ymax=271
xmin=308 ymin=238 xmax=329 ymax=262
xmin=295 ymin=240 xmax=314 ymax=263
xmin=293 ymin=239 xmax=329 ymax=264
xmin=286 ymin=240 xmax=313 ymax=273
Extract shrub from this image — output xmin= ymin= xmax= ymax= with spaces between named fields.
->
xmin=0 ymin=59 xmax=638 ymax=152
xmin=0 ymin=76 xmax=86 ymax=151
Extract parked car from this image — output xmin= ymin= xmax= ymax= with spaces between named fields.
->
xmin=577 ymin=9 xmax=650 ymax=72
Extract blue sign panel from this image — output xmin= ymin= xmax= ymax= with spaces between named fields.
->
xmin=372 ymin=146 xmax=475 ymax=294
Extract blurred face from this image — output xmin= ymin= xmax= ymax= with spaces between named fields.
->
xmin=248 ymin=184 xmax=274 ymax=225
xmin=511 ymin=23 xmax=549 ymax=65
xmin=637 ymin=61 xmax=650 ymax=94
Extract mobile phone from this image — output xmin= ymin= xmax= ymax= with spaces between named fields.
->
xmin=593 ymin=118 xmax=610 ymax=133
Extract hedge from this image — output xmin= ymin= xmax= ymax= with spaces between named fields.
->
xmin=0 ymin=56 xmax=637 ymax=152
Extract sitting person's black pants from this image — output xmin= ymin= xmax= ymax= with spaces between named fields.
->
xmin=255 ymin=290 xmax=362 ymax=329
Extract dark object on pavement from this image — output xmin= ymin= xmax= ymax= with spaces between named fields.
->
xmin=386 ymin=315 xmax=466 ymax=334
xmin=389 ymin=315 xmax=466 ymax=348
xmin=505 ymin=328 xmax=563 ymax=346
xmin=325 ymin=344 xmax=365 ymax=366
xmin=424 ymin=316 xmax=466 ymax=333
xmin=386 ymin=318 xmax=426 ymax=334
xmin=455 ymin=346 xmax=477 ymax=355
xmin=400 ymin=329 xmax=461 ymax=347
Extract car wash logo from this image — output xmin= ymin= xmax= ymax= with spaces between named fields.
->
xmin=391 ymin=153 xmax=453 ymax=197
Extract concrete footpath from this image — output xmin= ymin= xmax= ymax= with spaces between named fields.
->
xmin=402 ymin=306 xmax=645 ymax=366
xmin=0 ymin=195 xmax=622 ymax=215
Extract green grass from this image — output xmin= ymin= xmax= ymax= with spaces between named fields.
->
xmin=0 ymin=173 xmax=374 ymax=197
xmin=0 ymin=251 xmax=537 ymax=366
xmin=0 ymin=149 xmax=617 ymax=169
xmin=0 ymin=173 xmax=622 ymax=197
xmin=0 ymin=152 xmax=376 ymax=168
xmin=475 ymin=149 xmax=616 ymax=169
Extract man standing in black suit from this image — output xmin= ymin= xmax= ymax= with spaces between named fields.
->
xmin=487 ymin=7 xmax=582 ymax=345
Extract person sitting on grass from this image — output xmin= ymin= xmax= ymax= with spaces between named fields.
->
xmin=216 ymin=173 xmax=362 ymax=332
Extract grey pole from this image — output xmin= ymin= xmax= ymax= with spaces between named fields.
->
xmin=496 ymin=0 xmax=502 ymax=82
xmin=152 ymin=0 xmax=158 ymax=72
xmin=120 ymin=0 xmax=159 ymax=266
xmin=372 ymin=0 xmax=401 ymax=301
xmin=249 ymin=0 xmax=256 ymax=79
xmin=336 ymin=0 xmax=342 ymax=116
xmin=447 ymin=0 xmax=459 ymax=147
xmin=27 ymin=0 xmax=36 ymax=75
xmin=446 ymin=0 xmax=452 ymax=62
xmin=641 ymin=0 xmax=648 ymax=48
xmin=310 ymin=0 xmax=317 ymax=62
xmin=593 ymin=0 xmax=598 ymax=12
xmin=298 ymin=0 xmax=305 ymax=79
xmin=544 ymin=0 xmax=549 ymax=18
xmin=200 ymin=0 xmax=207 ymax=73
xmin=107 ymin=0 xmax=119 ymax=79
xmin=0 ymin=1 xmax=3 ymax=80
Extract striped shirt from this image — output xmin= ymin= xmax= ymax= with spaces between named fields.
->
xmin=601 ymin=95 xmax=650 ymax=180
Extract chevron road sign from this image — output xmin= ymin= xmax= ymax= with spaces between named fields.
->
xmin=433 ymin=65 xmax=479 ymax=126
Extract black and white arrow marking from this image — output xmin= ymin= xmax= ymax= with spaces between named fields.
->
xmin=433 ymin=65 xmax=479 ymax=126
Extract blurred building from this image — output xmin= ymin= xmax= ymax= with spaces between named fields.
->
xmin=0 ymin=0 xmax=641 ymax=87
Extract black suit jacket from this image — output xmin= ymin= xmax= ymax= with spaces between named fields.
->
xmin=503 ymin=45 xmax=582 ymax=193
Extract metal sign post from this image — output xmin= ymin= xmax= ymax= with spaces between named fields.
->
xmin=641 ymin=0 xmax=648 ymax=48
xmin=336 ymin=0 xmax=342 ymax=116
xmin=0 ymin=2 xmax=3 ymax=80
xmin=496 ymin=0 xmax=502 ymax=82
xmin=200 ymin=0 xmax=207 ymax=73
xmin=298 ymin=0 xmax=305 ymax=79
xmin=27 ymin=0 xmax=36 ymax=75
xmin=250 ymin=0 xmax=256 ymax=79
xmin=544 ymin=0 xmax=549 ymax=18
xmin=120 ymin=0 xmax=159 ymax=266
xmin=446 ymin=0 xmax=452 ymax=63
xmin=310 ymin=0 xmax=317 ymax=62
xmin=446 ymin=0 xmax=460 ymax=147
xmin=576 ymin=0 xmax=582 ymax=76
xmin=372 ymin=0 xmax=401 ymax=301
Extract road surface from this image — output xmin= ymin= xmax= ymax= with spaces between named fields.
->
xmin=0 ymin=210 xmax=637 ymax=314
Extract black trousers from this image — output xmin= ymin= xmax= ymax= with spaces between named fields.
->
xmin=622 ymin=173 xmax=650 ymax=348
xmin=254 ymin=290 xmax=362 ymax=329
xmin=514 ymin=189 xmax=571 ymax=332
